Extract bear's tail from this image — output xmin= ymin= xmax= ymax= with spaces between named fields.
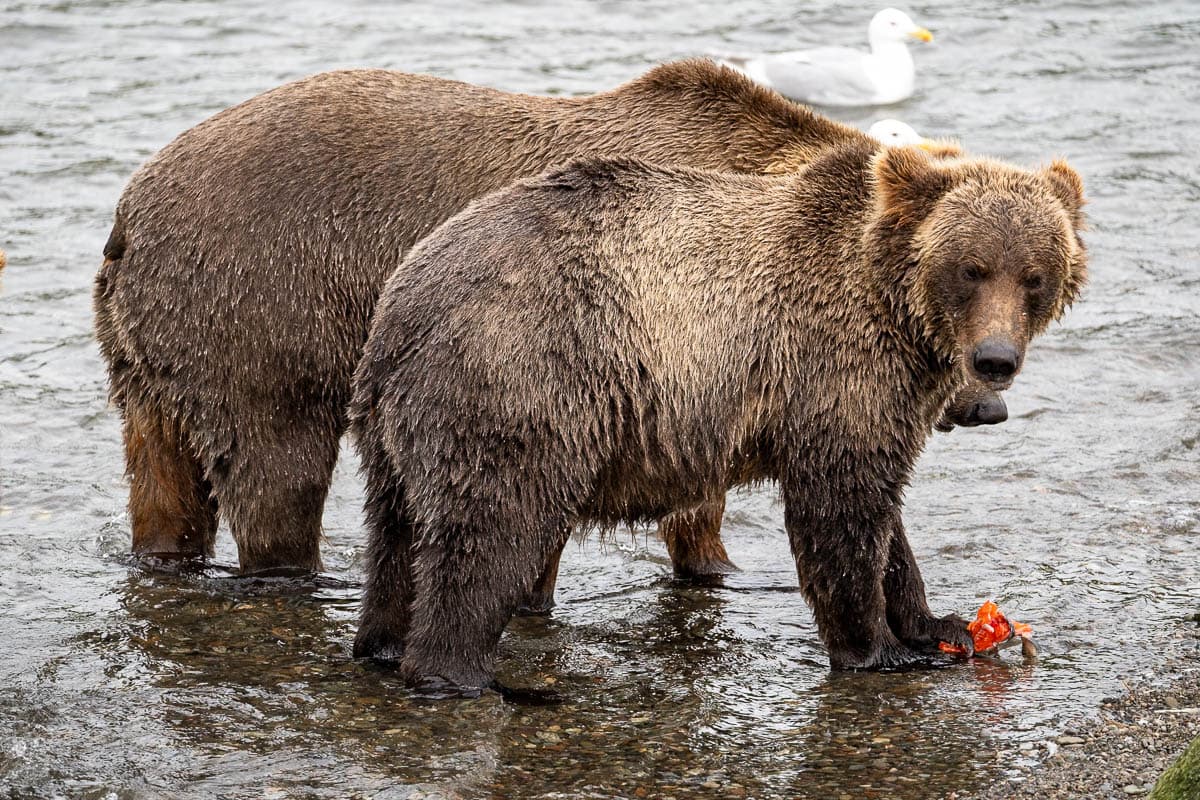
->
xmin=93 ymin=215 xmax=131 ymax=408
xmin=102 ymin=217 xmax=126 ymax=263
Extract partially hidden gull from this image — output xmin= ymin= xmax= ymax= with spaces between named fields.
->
xmin=868 ymin=119 xmax=962 ymax=157
xmin=719 ymin=8 xmax=933 ymax=107
xmin=867 ymin=119 xmax=924 ymax=146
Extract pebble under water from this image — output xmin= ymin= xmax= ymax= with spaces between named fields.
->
xmin=1 ymin=0 xmax=1198 ymax=797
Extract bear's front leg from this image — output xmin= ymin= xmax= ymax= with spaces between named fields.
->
xmin=884 ymin=518 xmax=973 ymax=655
xmin=783 ymin=481 xmax=925 ymax=670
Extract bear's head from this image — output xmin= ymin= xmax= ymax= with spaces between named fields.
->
xmin=868 ymin=147 xmax=1087 ymax=391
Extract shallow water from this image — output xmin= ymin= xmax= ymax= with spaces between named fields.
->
xmin=1 ymin=0 xmax=1198 ymax=797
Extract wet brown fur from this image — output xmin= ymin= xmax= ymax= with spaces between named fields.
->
xmin=95 ymin=59 xmax=998 ymax=576
xmin=350 ymin=145 xmax=1087 ymax=685
xmin=123 ymin=400 xmax=218 ymax=556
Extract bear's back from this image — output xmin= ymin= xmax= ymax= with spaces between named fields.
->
xmin=358 ymin=158 xmax=801 ymax=447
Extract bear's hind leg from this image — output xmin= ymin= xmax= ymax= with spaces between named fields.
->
xmin=214 ymin=411 xmax=339 ymax=574
xmin=402 ymin=514 xmax=563 ymax=694
xmin=660 ymin=495 xmax=737 ymax=583
xmin=515 ymin=522 xmax=571 ymax=616
xmin=353 ymin=436 xmax=416 ymax=661
xmin=124 ymin=400 xmax=217 ymax=562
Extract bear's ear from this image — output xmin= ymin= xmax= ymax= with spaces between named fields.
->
xmin=872 ymin=146 xmax=954 ymax=226
xmin=1040 ymin=159 xmax=1086 ymax=228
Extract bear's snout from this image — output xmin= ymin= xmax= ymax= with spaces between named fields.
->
xmin=971 ymin=337 xmax=1021 ymax=388
xmin=965 ymin=392 xmax=1008 ymax=426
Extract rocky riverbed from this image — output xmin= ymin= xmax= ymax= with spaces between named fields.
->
xmin=962 ymin=617 xmax=1200 ymax=800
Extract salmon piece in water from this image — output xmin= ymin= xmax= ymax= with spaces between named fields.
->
xmin=940 ymin=600 xmax=1037 ymax=658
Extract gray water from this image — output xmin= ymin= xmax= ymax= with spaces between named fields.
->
xmin=1 ymin=0 xmax=1198 ymax=798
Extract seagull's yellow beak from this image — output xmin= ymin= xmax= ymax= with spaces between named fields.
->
xmin=917 ymin=138 xmax=965 ymax=158
xmin=909 ymin=27 xmax=934 ymax=43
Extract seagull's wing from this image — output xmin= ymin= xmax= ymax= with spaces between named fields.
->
xmin=759 ymin=46 xmax=878 ymax=103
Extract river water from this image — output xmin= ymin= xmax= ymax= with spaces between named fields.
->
xmin=1 ymin=1 xmax=1197 ymax=798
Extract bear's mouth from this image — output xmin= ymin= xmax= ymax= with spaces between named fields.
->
xmin=982 ymin=376 xmax=1014 ymax=392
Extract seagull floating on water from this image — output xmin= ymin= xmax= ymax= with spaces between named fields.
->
xmin=718 ymin=8 xmax=933 ymax=107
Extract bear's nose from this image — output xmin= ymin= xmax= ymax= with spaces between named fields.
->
xmin=968 ymin=393 xmax=1008 ymax=426
xmin=972 ymin=338 xmax=1020 ymax=385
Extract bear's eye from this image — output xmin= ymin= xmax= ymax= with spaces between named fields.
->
xmin=1023 ymin=273 xmax=1044 ymax=291
xmin=960 ymin=264 xmax=985 ymax=283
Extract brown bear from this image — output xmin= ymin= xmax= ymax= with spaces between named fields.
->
xmin=94 ymin=58 xmax=1001 ymax=582
xmin=349 ymin=144 xmax=1087 ymax=689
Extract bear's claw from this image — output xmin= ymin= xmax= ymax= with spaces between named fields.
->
xmin=409 ymin=675 xmax=485 ymax=700
xmin=895 ymin=612 xmax=974 ymax=656
xmin=489 ymin=681 xmax=563 ymax=706
xmin=673 ymin=556 xmax=740 ymax=583
xmin=830 ymin=637 xmax=931 ymax=671
xmin=352 ymin=627 xmax=405 ymax=662
xmin=514 ymin=594 xmax=556 ymax=616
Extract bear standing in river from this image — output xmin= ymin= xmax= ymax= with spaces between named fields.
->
xmin=95 ymin=59 xmax=1001 ymax=582
xmin=350 ymin=144 xmax=1087 ymax=686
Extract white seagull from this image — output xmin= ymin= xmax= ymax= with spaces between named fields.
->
xmin=719 ymin=8 xmax=933 ymax=107
xmin=866 ymin=119 xmax=962 ymax=157
xmin=867 ymin=119 xmax=925 ymax=146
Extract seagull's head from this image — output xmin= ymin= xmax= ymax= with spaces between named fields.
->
xmin=868 ymin=119 xmax=926 ymax=147
xmin=869 ymin=8 xmax=933 ymax=46
xmin=870 ymin=120 xmax=965 ymax=157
